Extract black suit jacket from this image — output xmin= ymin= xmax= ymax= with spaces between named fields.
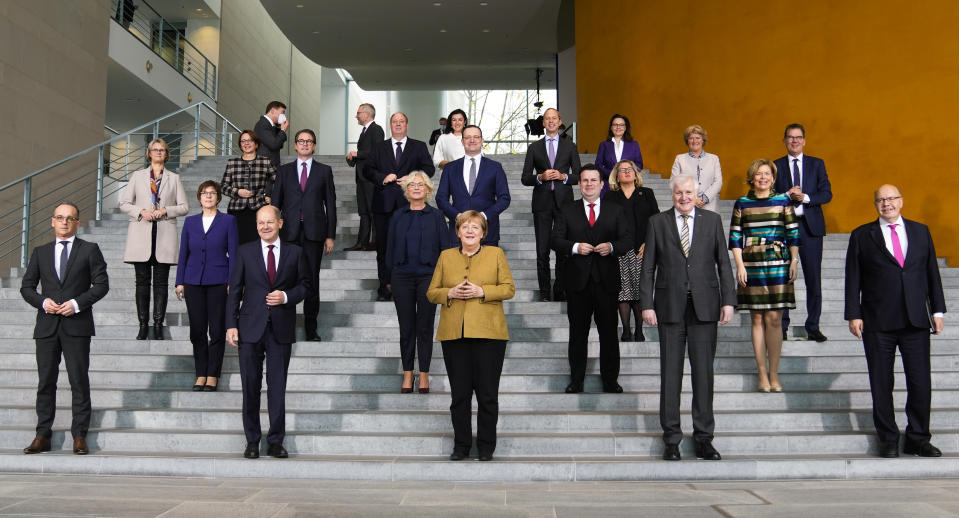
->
xmin=226 ymin=241 xmax=310 ymax=344
xmin=429 ymin=128 xmax=443 ymax=146
xmin=604 ymin=187 xmax=660 ymax=251
xmin=364 ymin=138 xmax=435 ymax=213
xmin=773 ymin=154 xmax=832 ymax=236
xmin=844 ymin=218 xmax=946 ymax=332
xmin=551 ymin=199 xmax=631 ymax=293
xmin=20 ymin=238 xmax=109 ymax=338
xmin=347 ymin=122 xmax=385 ymax=183
xmin=521 ymin=136 xmax=582 ymax=212
xmin=272 ymin=158 xmax=337 ymax=242
xmin=254 ymin=116 xmax=287 ymax=168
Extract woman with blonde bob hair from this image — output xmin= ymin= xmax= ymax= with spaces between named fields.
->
xmin=670 ymin=124 xmax=722 ymax=212
xmin=119 ymin=138 xmax=188 ymax=340
xmin=605 ymin=159 xmax=659 ymax=341
xmin=386 ymin=170 xmax=450 ymax=393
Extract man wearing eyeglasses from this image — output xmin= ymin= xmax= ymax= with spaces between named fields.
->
xmin=20 ymin=203 xmax=109 ymax=455
xmin=845 ymin=184 xmax=945 ymax=458
xmin=271 ymin=129 xmax=336 ymax=341
xmin=774 ymin=123 xmax=832 ymax=343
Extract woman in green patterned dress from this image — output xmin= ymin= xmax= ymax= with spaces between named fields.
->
xmin=729 ymin=159 xmax=800 ymax=392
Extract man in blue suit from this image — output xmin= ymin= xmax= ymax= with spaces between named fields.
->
xmin=364 ymin=112 xmax=435 ymax=301
xmin=435 ymin=125 xmax=511 ymax=246
xmin=774 ymin=123 xmax=832 ymax=342
xmin=226 ymin=205 xmax=309 ymax=460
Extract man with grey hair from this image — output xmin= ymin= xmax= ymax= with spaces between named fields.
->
xmin=345 ymin=103 xmax=384 ymax=251
xmin=641 ymin=174 xmax=736 ymax=461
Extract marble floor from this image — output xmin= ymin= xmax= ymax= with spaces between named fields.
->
xmin=0 ymin=473 xmax=959 ymax=517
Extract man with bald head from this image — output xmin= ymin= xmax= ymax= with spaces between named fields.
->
xmin=227 ymin=205 xmax=309 ymax=459
xmin=845 ymin=184 xmax=946 ymax=458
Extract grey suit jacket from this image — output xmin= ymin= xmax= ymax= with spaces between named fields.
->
xmin=639 ymin=208 xmax=736 ymax=323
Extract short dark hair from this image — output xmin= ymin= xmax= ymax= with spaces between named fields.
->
xmin=606 ymin=113 xmax=634 ymax=142
xmin=55 ymin=202 xmax=80 ymax=219
xmin=579 ymin=163 xmax=601 ymax=180
xmin=264 ymin=101 xmax=286 ymax=114
xmin=462 ymin=124 xmax=483 ymax=137
xmin=783 ymin=123 xmax=805 ymax=138
xmin=295 ymin=129 xmax=316 ymax=142
xmin=196 ymin=180 xmax=221 ymax=203
xmin=238 ymin=130 xmax=259 ymax=149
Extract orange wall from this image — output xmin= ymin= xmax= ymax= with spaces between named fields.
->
xmin=576 ymin=0 xmax=959 ymax=260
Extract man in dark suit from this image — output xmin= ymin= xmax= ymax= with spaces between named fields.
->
xmin=227 ymin=205 xmax=309 ymax=459
xmin=435 ymin=125 xmax=511 ymax=246
xmin=845 ymin=184 xmax=946 ymax=458
xmin=641 ymin=174 xmax=736 ymax=461
xmin=429 ymin=117 xmax=446 ymax=147
xmin=364 ymin=112 xmax=435 ymax=301
xmin=551 ymin=165 xmax=631 ymax=394
xmin=271 ymin=129 xmax=336 ymax=342
xmin=20 ymin=203 xmax=109 ymax=455
xmin=521 ymin=107 xmax=581 ymax=302
xmin=254 ymin=100 xmax=289 ymax=168
xmin=774 ymin=123 xmax=832 ymax=342
xmin=345 ymin=103 xmax=384 ymax=251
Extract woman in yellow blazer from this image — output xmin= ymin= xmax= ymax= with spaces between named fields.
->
xmin=118 ymin=138 xmax=189 ymax=340
xmin=427 ymin=210 xmax=515 ymax=462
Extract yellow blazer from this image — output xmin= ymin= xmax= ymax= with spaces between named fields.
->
xmin=427 ymin=246 xmax=515 ymax=341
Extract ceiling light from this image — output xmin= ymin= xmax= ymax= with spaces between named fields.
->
xmin=313 ymin=30 xmax=319 ymax=34
xmin=433 ymin=2 xmax=442 ymax=5
xmin=480 ymin=1 xmax=488 ymax=4
xmin=439 ymin=29 xmax=447 ymax=33
xmin=482 ymin=29 xmax=491 ymax=33
xmin=296 ymin=4 xmax=304 ymax=7
xmin=195 ymin=8 xmax=203 ymax=12
xmin=404 ymin=48 xmax=413 ymax=52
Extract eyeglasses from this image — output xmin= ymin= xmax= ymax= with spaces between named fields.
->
xmin=875 ymin=196 xmax=902 ymax=204
xmin=463 ymin=136 xmax=482 ymax=140
xmin=53 ymin=216 xmax=79 ymax=223
xmin=149 ymin=148 xmax=166 ymax=153
xmin=239 ymin=139 xmax=255 ymax=144
xmin=407 ymin=182 xmax=426 ymax=188
xmin=785 ymin=136 xmax=805 ymax=141
xmin=611 ymin=123 xmax=626 ymax=127
xmin=618 ymin=167 xmax=634 ymax=173
xmin=200 ymin=191 xmax=218 ymax=197
xmin=295 ymin=139 xmax=315 ymax=145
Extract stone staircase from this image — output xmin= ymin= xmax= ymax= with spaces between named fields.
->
xmin=0 ymin=153 xmax=957 ymax=481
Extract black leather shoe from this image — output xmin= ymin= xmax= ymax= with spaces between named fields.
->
xmin=203 ymin=384 xmax=218 ymax=392
xmin=807 ymin=329 xmax=828 ymax=342
xmin=877 ymin=441 xmax=899 ymax=458
xmin=662 ymin=444 xmax=681 ymax=461
xmin=634 ymin=327 xmax=645 ymax=342
xmin=478 ymin=453 xmax=493 ymax=461
xmin=304 ymin=331 xmax=322 ymax=342
xmin=620 ymin=329 xmax=633 ymax=342
xmin=602 ymin=382 xmax=624 ymax=393
xmin=136 ymin=324 xmax=149 ymax=340
xmin=23 ymin=435 xmax=51 ymax=454
xmin=782 ymin=329 xmax=788 ymax=341
xmin=539 ymin=291 xmax=551 ymax=302
xmin=267 ymin=444 xmax=288 ymax=458
xmin=565 ymin=381 xmax=583 ymax=394
xmin=376 ymin=293 xmax=392 ymax=302
xmin=362 ymin=243 xmax=377 ymax=251
xmin=694 ymin=440 xmax=722 ymax=460
xmin=903 ymin=440 xmax=942 ymax=457
xmin=343 ymin=244 xmax=363 ymax=251
xmin=153 ymin=324 xmax=164 ymax=340
xmin=449 ymin=450 xmax=468 ymax=461
xmin=192 ymin=384 xmax=204 ymax=392
xmin=244 ymin=442 xmax=259 ymax=459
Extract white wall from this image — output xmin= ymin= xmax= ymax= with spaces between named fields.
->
xmin=388 ymin=91 xmax=445 ymax=143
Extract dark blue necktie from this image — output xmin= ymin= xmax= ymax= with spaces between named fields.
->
xmin=792 ymin=158 xmax=801 ymax=188
xmin=395 ymin=142 xmax=403 ymax=164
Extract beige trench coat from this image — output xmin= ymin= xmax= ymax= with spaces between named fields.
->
xmin=118 ymin=167 xmax=189 ymax=264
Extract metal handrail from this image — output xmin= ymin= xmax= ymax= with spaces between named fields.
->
xmin=0 ymin=101 xmax=241 ymax=270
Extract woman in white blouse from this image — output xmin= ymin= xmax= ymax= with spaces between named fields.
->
xmin=670 ymin=124 xmax=722 ymax=212
xmin=432 ymin=109 xmax=467 ymax=169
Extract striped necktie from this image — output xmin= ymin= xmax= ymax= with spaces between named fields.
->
xmin=680 ymin=214 xmax=690 ymax=257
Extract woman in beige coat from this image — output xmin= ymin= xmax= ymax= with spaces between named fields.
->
xmin=427 ymin=210 xmax=515 ymax=462
xmin=118 ymin=138 xmax=189 ymax=340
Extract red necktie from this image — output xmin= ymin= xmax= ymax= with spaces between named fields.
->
xmin=299 ymin=162 xmax=307 ymax=192
xmin=890 ymin=224 xmax=905 ymax=267
xmin=267 ymin=244 xmax=276 ymax=284
xmin=588 ymin=203 xmax=596 ymax=227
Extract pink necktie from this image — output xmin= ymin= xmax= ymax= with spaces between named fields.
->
xmin=547 ymin=138 xmax=556 ymax=191
xmin=889 ymin=224 xmax=905 ymax=267
xmin=299 ymin=162 xmax=307 ymax=192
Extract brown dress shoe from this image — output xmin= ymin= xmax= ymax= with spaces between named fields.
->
xmin=73 ymin=437 xmax=89 ymax=455
xmin=23 ymin=435 xmax=51 ymax=454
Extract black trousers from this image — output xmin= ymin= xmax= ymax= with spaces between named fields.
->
xmin=35 ymin=326 xmax=91 ymax=438
xmin=391 ymin=271 xmax=436 ymax=372
xmin=355 ymin=175 xmax=375 ymax=245
xmin=230 ymin=208 xmax=259 ymax=245
xmin=238 ymin=323 xmax=292 ymax=445
xmin=184 ymin=284 xmax=227 ymax=377
xmin=532 ymin=209 xmax=566 ymax=296
xmin=783 ymin=218 xmax=823 ymax=333
xmin=373 ymin=212 xmax=393 ymax=296
xmin=566 ymin=280 xmax=620 ymax=385
xmin=133 ymin=261 xmax=171 ymax=323
xmin=290 ymin=229 xmax=324 ymax=328
xmin=658 ymin=297 xmax=718 ymax=445
xmin=442 ymin=338 xmax=507 ymax=455
xmin=863 ymin=326 xmax=932 ymax=443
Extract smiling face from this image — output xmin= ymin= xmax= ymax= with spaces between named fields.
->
xmin=784 ymin=128 xmax=805 ymax=156
xmin=462 ymin=127 xmax=483 ymax=156
xmin=390 ymin=113 xmax=408 ymax=139
xmin=51 ymin=204 xmax=80 ymax=240
xmin=543 ymin=109 xmax=561 ymax=136
xmin=686 ymin=132 xmax=704 ymax=154
xmin=256 ymin=206 xmax=283 ymax=243
xmin=405 ymin=178 xmax=427 ymax=203
xmin=449 ymin=113 xmax=466 ymax=133
xmin=874 ymin=184 xmax=903 ymax=223
xmin=457 ymin=217 xmax=485 ymax=247
xmin=751 ymin=164 xmax=774 ymax=194
xmin=672 ymin=177 xmax=697 ymax=215
xmin=579 ymin=169 xmax=602 ymax=202
xmin=610 ymin=117 xmax=626 ymax=138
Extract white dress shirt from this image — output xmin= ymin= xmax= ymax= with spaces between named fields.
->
xmin=202 ymin=214 xmax=215 ymax=233
xmin=612 ymin=138 xmax=624 ymax=162
xmin=536 ymin=135 xmax=570 ymax=185
xmin=462 ymin=154 xmax=483 ymax=192
xmin=260 ymin=238 xmax=288 ymax=304
xmin=296 ymin=157 xmax=313 ymax=180
xmin=49 ymin=235 xmax=79 ymax=313
xmin=786 ymin=153 xmax=811 ymax=216
xmin=674 ymin=208 xmax=696 ymax=246
xmin=571 ymin=198 xmax=611 ymax=254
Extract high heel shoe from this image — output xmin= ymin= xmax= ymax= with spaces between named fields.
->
xmin=770 ymin=381 xmax=783 ymax=393
xmin=418 ymin=373 xmax=430 ymax=394
xmin=204 ymin=377 xmax=218 ymax=392
xmin=193 ymin=377 xmax=206 ymax=392
xmin=757 ymin=375 xmax=771 ymax=393
xmin=401 ymin=372 xmax=414 ymax=394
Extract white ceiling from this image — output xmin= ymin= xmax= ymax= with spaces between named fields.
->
xmin=259 ymin=0 xmax=565 ymax=90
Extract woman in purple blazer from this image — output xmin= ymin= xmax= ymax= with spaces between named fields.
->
xmin=174 ymin=180 xmax=238 ymax=392
xmin=595 ymin=114 xmax=643 ymax=197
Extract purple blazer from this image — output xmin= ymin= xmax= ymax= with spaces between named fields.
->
xmin=595 ymin=140 xmax=643 ymax=197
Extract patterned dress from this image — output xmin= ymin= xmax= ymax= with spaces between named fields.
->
xmin=728 ymin=191 xmax=800 ymax=310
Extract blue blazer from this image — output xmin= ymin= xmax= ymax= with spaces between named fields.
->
xmin=271 ymin=158 xmax=337 ymax=242
xmin=385 ymin=203 xmax=451 ymax=276
xmin=595 ymin=140 xmax=643 ymax=179
xmin=773 ymin=154 xmax=832 ymax=237
xmin=226 ymin=240 xmax=309 ymax=344
xmin=364 ymin=138 xmax=435 ymax=213
xmin=435 ymin=156 xmax=511 ymax=244
xmin=175 ymin=211 xmax=238 ymax=286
